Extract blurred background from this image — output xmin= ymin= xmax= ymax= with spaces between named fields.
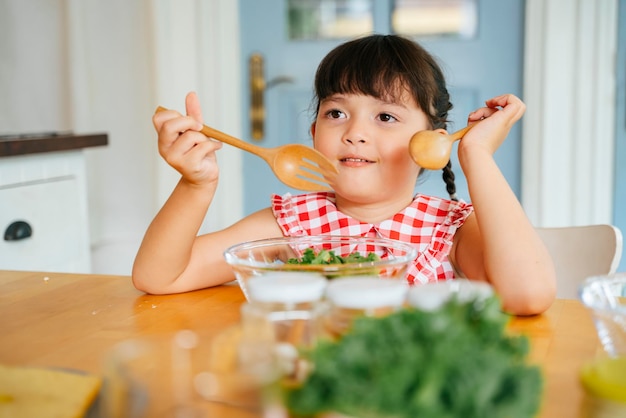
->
xmin=1 ymin=0 xmax=624 ymax=275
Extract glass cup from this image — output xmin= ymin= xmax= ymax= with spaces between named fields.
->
xmin=579 ymin=273 xmax=626 ymax=357
xmin=99 ymin=330 xmax=277 ymax=418
xmin=579 ymin=273 xmax=626 ymax=416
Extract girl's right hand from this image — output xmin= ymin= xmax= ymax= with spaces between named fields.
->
xmin=152 ymin=92 xmax=223 ymax=186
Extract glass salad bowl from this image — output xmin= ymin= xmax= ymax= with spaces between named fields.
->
xmin=223 ymin=235 xmax=418 ymax=300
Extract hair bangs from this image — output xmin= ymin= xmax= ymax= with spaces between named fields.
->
xmin=315 ymin=38 xmax=412 ymax=105
xmin=313 ymin=35 xmax=451 ymax=130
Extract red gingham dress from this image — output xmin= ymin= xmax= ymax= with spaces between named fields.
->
xmin=271 ymin=192 xmax=473 ymax=284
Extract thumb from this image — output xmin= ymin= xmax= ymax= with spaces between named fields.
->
xmin=185 ymin=91 xmax=204 ymax=124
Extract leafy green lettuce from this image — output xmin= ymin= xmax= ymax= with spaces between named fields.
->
xmin=287 ymin=248 xmax=380 ymax=265
xmin=282 ymin=296 xmax=542 ymax=418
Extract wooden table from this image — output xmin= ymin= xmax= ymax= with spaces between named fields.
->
xmin=0 ymin=270 xmax=603 ymax=417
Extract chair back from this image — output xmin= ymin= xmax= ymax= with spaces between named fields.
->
xmin=536 ymin=224 xmax=623 ymax=299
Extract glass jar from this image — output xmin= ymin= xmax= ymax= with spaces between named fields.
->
xmin=406 ymin=279 xmax=494 ymax=311
xmin=240 ymin=272 xmax=329 ymax=383
xmin=324 ymin=277 xmax=409 ymax=337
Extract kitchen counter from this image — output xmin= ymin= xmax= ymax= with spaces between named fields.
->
xmin=0 ymin=133 xmax=107 ymax=272
xmin=0 ymin=132 xmax=107 ymax=157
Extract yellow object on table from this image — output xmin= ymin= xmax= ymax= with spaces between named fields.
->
xmin=580 ymin=357 xmax=626 ymax=417
xmin=0 ymin=364 xmax=101 ymax=418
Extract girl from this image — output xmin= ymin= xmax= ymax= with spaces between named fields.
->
xmin=133 ymin=34 xmax=556 ymax=315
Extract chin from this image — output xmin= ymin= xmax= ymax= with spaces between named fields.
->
xmin=334 ymin=184 xmax=383 ymax=202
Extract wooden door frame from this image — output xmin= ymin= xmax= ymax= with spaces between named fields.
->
xmin=151 ymin=0 xmax=244 ymax=232
xmin=522 ymin=0 xmax=618 ymax=227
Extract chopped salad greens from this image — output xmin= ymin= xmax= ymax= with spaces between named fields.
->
xmin=287 ymin=248 xmax=380 ymax=265
xmin=282 ymin=296 xmax=542 ymax=418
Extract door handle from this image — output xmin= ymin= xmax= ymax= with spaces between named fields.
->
xmin=249 ymin=53 xmax=293 ymax=141
xmin=4 ymin=220 xmax=33 ymax=241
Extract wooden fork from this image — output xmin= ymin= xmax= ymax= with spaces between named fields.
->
xmin=156 ymin=107 xmax=337 ymax=191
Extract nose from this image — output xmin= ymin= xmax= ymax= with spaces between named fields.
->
xmin=342 ymin=120 xmax=368 ymax=145
xmin=344 ymin=137 xmax=366 ymax=145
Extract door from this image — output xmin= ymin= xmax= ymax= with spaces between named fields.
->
xmin=239 ymin=0 xmax=525 ymax=215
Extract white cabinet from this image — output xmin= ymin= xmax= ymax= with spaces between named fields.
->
xmin=0 ymin=150 xmax=92 ymax=272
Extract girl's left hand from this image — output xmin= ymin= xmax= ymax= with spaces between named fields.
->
xmin=459 ymin=93 xmax=526 ymax=156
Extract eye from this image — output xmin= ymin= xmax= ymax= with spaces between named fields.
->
xmin=325 ymin=109 xmax=345 ymax=119
xmin=378 ymin=113 xmax=397 ymax=123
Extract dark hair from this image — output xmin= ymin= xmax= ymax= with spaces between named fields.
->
xmin=313 ymin=34 xmax=458 ymax=200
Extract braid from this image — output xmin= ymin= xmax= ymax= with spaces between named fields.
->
xmin=442 ymin=160 xmax=458 ymax=201
xmin=426 ymin=61 xmax=457 ymax=201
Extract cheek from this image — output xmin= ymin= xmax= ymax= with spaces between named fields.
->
xmin=312 ymin=136 xmax=333 ymax=155
xmin=383 ymin=143 xmax=413 ymax=164
xmin=383 ymin=144 xmax=421 ymax=176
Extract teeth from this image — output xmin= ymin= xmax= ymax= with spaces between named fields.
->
xmin=344 ymin=158 xmax=368 ymax=162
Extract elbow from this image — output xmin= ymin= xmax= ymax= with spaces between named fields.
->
xmin=131 ymin=272 xmax=156 ymax=294
xmin=502 ymin=291 xmax=556 ymax=316
xmin=131 ymin=259 xmax=154 ymax=294
xmin=499 ymin=272 xmax=557 ymax=316
xmin=131 ymin=265 xmax=173 ymax=295
xmin=132 ymin=278 xmax=150 ymax=294
xmin=132 ymin=275 xmax=176 ymax=295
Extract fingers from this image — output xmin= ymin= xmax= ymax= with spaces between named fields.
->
xmin=468 ymin=94 xmax=526 ymax=124
xmin=166 ymin=133 xmax=221 ymax=168
xmin=153 ymin=91 xmax=204 ymax=139
xmin=159 ymin=119 xmax=222 ymax=163
xmin=484 ymin=93 xmax=524 ymax=109
xmin=161 ymin=128 xmax=223 ymax=185
xmin=154 ymin=96 xmax=204 ymax=151
xmin=468 ymin=107 xmax=497 ymax=122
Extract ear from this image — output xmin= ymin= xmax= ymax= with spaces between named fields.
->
xmin=310 ymin=122 xmax=317 ymax=141
xmin=433 ymin=128 xmax=448 ymax=135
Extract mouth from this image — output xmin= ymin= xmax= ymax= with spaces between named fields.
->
xmin=339 ymin=156 xmax=375 ymax=164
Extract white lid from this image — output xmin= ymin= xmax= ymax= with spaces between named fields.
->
xmin=246 ymin=272 xmax=328 ymax=303
xmin=407 ymin=279 xmax=494 ymax=311
xmin=325 ymin=277 xmax=408 ymax=309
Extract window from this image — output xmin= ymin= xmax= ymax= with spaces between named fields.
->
xmin=287 ymin=0 xmax=478 ymax=40
xmin=392 ymin=0 xmax=477 ymax=39
xmin=287 ymin=0 xmax=373 ymax=40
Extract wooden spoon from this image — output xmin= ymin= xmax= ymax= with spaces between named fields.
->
xmin=409 ymin=123 xmax=477 ymax=170
xmin=155 ymin=106 xmax=338 ymax=191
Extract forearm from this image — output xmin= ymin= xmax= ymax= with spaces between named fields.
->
xmin=132 ymin=178 xmax=216 ymax=293
xmin=461 ymin=151 xmax=556 ymax=314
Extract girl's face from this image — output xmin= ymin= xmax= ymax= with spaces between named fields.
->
xmin=312 ymin=92 xmax=431 ymax=205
